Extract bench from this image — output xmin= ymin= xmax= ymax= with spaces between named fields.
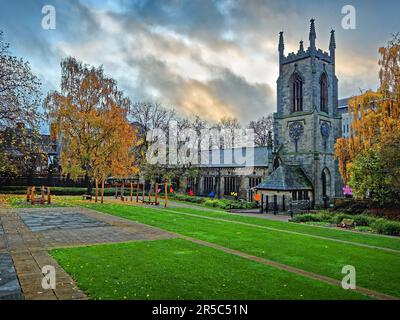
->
xmin=82 ymin=194 xmax=93 ymax=201
xmin=339 ymin=219 xmax=355 ymax=229
xmin=26 ymin=186 xmax=51 ymax=205
xmin=142 ymin=201 xmax=159 ymax=206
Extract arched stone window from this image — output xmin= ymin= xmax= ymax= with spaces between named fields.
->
xmin=291 ymin=72 xmax=303 ymax=112
xmin=320 ymin=73 xmax=328 ymax=113
xmin=321 ymin=167 xmax=331 ymax=208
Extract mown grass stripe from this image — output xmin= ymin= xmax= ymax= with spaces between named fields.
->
xmin=180 ymin=235 xmax=399 ymax=300
xmin=78 ymin=204 xmax=400 ymax=297
xmin=77 ymin=205 xmax=399 ymax=300
xmin=161 ymin=207 xmax=400 ymax=254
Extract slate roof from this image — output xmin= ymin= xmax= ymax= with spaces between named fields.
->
xmin=338 ymin=97 xmax=350 ymax=114
xmin=197 ymin=146 xmax=270 ymax=168
xmin=255 ymin=165 xmax=313 ymax=191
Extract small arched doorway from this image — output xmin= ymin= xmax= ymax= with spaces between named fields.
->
xmin=321 ymin=167 xmax=331 ymax=208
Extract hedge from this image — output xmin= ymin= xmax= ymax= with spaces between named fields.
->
xmin=292 ymin=211 xmax=400 ymax=236
xmin=0 ymin=186 xmax=137 ymax=197
xmin=169 ymin=194 xmax=258 ymax=210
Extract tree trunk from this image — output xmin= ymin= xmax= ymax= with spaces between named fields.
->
xmin=95 ymin=178 xmax=98 ymax=203
xmin=101 ymin=178 xmax=105 ymax=204
xmin=85 ymin=171 xmax=92 ymax=194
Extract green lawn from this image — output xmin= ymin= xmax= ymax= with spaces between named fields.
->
xmin=51 ymin=238 xmax=368 ymax=300
xmin=165 ymin=206 xmax=400 ymax=251
xmin=79 ymin=203 xmax=400 ymax=298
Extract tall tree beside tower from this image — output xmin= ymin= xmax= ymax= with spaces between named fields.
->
xmin=335 ymin=34 xmax=400 ymax=205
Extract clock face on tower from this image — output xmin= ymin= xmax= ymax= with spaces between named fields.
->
xmin=289 ymin=122 xmax=304 ymax=141
xmin=320 ymin=122 xmax=330 ymax=138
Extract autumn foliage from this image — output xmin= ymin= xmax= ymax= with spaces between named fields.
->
xmin=45 ymin=58 xmax=138 ymax=193
xmin=334 ymin=35 xmax=400 ymax=204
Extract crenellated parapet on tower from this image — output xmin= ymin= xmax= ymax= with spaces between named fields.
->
xmin=279 ymin=19 xmax=335 ymax=65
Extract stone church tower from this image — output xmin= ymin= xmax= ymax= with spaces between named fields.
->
xmin=270 ymin=19 xmax=342 ymax=207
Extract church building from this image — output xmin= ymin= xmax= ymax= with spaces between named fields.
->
xmin=255 ymin=19 xmax=343 ymax=208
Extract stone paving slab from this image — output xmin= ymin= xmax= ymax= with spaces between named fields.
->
xmin=0 ymin=253 xmax=24 ymax=300
xmin=0 ymin=206 xmax=175 ymax=300
xmin=0 ymin=223 xmax=5 ymax=250
xmin=20 ymin=211 xmax=109 ymax=232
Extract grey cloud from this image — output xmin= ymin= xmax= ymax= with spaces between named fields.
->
xmin=2 ymin=0 xmax=397 ymax=131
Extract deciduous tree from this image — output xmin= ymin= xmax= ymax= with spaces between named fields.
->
xmin=45 ymin=57 xmax=138 ymax=193
xmin=0 ymin=31 xmax=43 ymax=178
xmin=247 ymin=115 xmax=273 ymax=147
xmin=335 ymin=34 xmax=400 ymax=203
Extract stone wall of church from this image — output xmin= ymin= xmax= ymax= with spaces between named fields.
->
xmin=277 ymin=57 xmax=336 ymax=118
xmin=256 ymin=189 xmax=314 ymax=212
xmin=196 ymin=167 xmax=268 ymax=199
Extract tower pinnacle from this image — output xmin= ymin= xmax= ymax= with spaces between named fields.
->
xmin=299 ymin=40 xmax=304 ymax=53
xmin=329 ymin=29 xmax=336 ymax=63
xmin=278 ymin=31 xmax=284 ymax=56
xmin=329 ymin=29 xmax=336 ymax=51
xmin=309 ymin=18 xmax=316 ymax=51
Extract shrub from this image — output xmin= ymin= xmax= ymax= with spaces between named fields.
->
xmin=352 ymin=215 xmax=375 ymax=226
xmin=172 ymin=194 xmax=203 ymax=203
xmin=330 ymin=213 xmax=354 ymax=225
xmin=204 ymin=199 xmax=219 ymax=208
xmin=291 ymin=210 xmax=400 ymax=236
xmin=370 ymin=219 xmax=400 ymax=236
xmin=355 ymin=226 xmax=374 ymax=233
xmin=292 ymin=213 xmax=324 ymax=223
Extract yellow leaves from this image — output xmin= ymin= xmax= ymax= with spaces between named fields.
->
xmin=47 ymin=58 xmax=139 ymax=182
xmin=334 ymin=137 xmax=351 ymax=184
xmin=335 ymin=90 xmax=400 ymax=184
xmin=335 ymin=34 xmax=399 ymax=185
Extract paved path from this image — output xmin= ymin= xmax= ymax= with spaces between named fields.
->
xmin=0 ymin=252 xmax=24 ymax=300
xmin=0 ymin=206 xmax=175 ymax=300
xmin=156 ymin=200 xmax=292 ymax=222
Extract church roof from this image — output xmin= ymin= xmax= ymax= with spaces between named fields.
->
xmin=255 ymin=165 xmax=313 ymax=191
xmin=198 ymin=146 xmax=270 ymax=168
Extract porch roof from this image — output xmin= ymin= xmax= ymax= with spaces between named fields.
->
xmin=255 ymin=165 xmax=313 ymax=191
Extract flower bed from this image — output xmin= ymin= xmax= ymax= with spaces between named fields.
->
xmin=169 ymin=194 xmax=258 ymax=210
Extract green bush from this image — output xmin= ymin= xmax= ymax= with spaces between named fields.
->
xmin=354 ymin=226 xmax=374 ymax=233
xmin=292 ymin=213 xmax=324 ymax=223
xmin=352 ymin=215 xmax=375 ymax=226
xmin=204 ymin=199 xmax=220 ymax=208
xmin=292 ymin=211 xmax=400 ymax=236
xmin=0 ymin=186 xmax=124 ymax=196
xmin=370 ymin=219 xmax=400 ymax=236
xmin=168 ymin=193 xmax=258 ymax=210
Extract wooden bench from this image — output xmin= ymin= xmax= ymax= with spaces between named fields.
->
xmin=142 ymin=201 xmax=159 ymax=206
xmin=82 ymin=194 xmax=93 ymax=201
xmin=27 ymin=186 xmax=51 ymax=205
xmin=339 ymin=219 xmax=355 ymax=229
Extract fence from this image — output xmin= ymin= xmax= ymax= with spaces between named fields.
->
xmin=0 ymin=175 xmax=88 ymax=188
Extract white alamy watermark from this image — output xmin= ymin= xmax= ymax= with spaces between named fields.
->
xmin=341 ymin=5 xmax=356 ymax=30
xmin=41 ymin=5 xmax=56 ymax=30
xmin=146 ymin=121 xmax=257 ymax=167
xmin=341 ymin=265 xmax=356 ymax=290
xmin=41 ymin=265 xmax=56 ymax=290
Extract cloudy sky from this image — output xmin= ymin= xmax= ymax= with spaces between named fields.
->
xmin=1 ymin=0 xmax=399 ymax=129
